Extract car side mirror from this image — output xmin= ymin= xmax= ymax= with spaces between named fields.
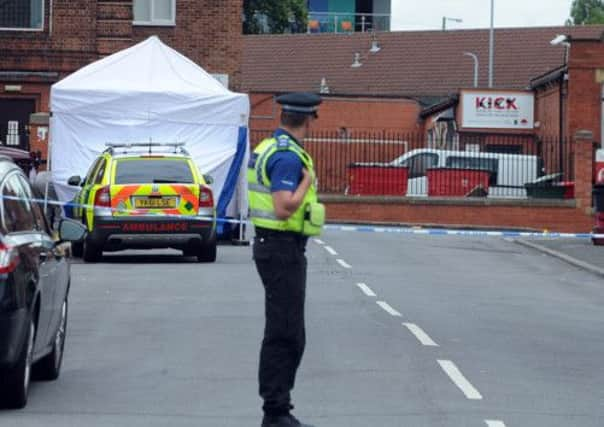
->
xmin=68 ymin=175 xmax=82 ymax=187
xmin=203 ymin=174 xmax=214 ymax=185
xmin=58 ymin=218 xmax=87 ymax=243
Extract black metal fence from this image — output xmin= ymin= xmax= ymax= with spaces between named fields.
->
xmin=250 ymin=130 xmax=575 ymax=200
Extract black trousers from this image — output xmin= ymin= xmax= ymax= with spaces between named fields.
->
xmin=253 ymin=228 xmax=308 ymax=416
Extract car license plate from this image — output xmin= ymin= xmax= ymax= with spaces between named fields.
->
xmin=133 ymin=197 xmax=177 ymax=209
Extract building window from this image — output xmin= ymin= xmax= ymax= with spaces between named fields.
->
xmin=133 ymin=0 xmax=175 ymax=26
xmin=0 ymin=0 xmax=44 ymax=30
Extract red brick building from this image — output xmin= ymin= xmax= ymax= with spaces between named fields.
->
xmin=242 ymin=26 xmax=604 ymax=232
xmin=242 ymin=26 xmax=604 ymax=137
xmin=531 ymin=34 xmax=604 ymax=143
xmin=0 ymin=0 xmax=244 ymax=160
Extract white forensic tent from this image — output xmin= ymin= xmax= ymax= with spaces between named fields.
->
xmin=50 ymin=36 xmax=250 ymax=230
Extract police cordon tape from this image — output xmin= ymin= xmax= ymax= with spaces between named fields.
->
xmin=8 ymin=194 xmax=600 ymax=240
xmin=323 ymin=224 xmax=594 ymax=239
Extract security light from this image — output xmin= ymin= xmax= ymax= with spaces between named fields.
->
xmin=550 ymin=35 xmax=568 ymax=46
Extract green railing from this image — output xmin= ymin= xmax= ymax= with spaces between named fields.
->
xmin=307 ymin=12 xmax=391 ymax=33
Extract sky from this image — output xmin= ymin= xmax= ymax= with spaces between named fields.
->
xmin=391 ymin=0 xmax=574 ymax=31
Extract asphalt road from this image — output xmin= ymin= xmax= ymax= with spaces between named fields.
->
xmin=2 ymin=231 xmax=604 ymax=427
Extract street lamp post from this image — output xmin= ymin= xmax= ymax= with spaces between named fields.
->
xmin=488 ymin=0 xmax=494 ymax=88
xmin=463 ymin=52 xmax=479 ymax=88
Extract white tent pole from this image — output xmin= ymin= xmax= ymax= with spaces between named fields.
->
xmin=238 ymin=181 xmax=244 ymax=241
xmin=240 ymin=129 xmax=249 ymax=242
xmin=44 ymin=113 xmax=53 ymax=213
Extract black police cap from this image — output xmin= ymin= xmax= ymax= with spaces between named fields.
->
xmin=276 ymin=92 xmax=322 ymax=116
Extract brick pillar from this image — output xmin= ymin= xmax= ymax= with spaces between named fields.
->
xmin=29 ymin=113 xmax=50 ymax=171
xmin=574 ymin=130 xmax=596 ymax=215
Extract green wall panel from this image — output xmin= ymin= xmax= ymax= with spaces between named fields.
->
xmin=328 ymin=0 xmax=355 ymax=14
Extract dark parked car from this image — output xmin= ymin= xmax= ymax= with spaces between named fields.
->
xmin=0 ymin=156 xmax=86 ymax=409
xmin=0 ymin=146 xmax=40 ymax=178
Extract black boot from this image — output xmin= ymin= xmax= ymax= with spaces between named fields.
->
xmin=261 ymin=414 xmax=315 ymax=427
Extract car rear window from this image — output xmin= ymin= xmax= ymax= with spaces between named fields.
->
xmin=115 ymin=159 xmax=194 ymax=184
xmin=445 ymin=156 xmax=498 ymax=172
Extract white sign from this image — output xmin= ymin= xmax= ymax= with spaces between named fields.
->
xmin=4 ymin=85 xmax=22 ymax=92
xmin=461 ymin=90 xmax=534 ymax=130
xmin=37 ymin=126 xmax=48 ymax=141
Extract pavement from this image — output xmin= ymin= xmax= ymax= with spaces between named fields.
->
xmin=513 ymin=237 xmax=604 ymax=277
xmin=2 ymin=232 xmax=604 ymax=426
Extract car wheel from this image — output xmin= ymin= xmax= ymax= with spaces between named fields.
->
xmin=83 ymin=238 xmax=102 ymax=263
xmin=1 ymin=320 xmax=35 ymax=409
xmin=33 ymin=299 xmax=67 ymax=381
xmin=182 ymin=248 xmax=195 ymax=258
xmin=197 ymin=241 xmax=217 ymax=263
xmin=71 ymin=241 xmax=83 ymax=258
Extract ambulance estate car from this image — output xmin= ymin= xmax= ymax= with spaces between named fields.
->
xmin=67 ymin=143 xmax=217 ymax=263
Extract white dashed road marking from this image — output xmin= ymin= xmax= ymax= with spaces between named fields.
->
xmin=485 ymin=421 xmax=506 ymax=427
xmin=324 ymin=246 xmax=338 ymax=256
xmin=437 ymin=360 xmax=483 ymax=400
xmin=403 ymin=323 xmax=439 ymax=347
xmin=376 ymin=301 xmax=402 ymax=317
xmin=337 ymin=259 xmax=352 ymax=269
xmin=314 ymin=239 xmax=325 ymax=245
xmin=356 ymin=283 xmax=376 ymax=297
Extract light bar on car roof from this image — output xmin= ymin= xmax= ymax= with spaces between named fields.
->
xmin=104 ymin=142 xmax=188 ymax=155
xmin=105 ymin=142 xmax=186 ymax=148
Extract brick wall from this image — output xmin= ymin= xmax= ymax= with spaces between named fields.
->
xmin=249 ymin=93 xmax=423 ymax=133
xmin=0 ymin=83 xmax=50 ymax=113
xmin=574 ymin=130 xmax=596 ymax=216
xmin=132 ymin=0 xmax=243 ymax=89
xmin=0 ymin=0 xmax=98 ymax=76
xmin=534 ymin=83 xmax=563 ymax=139
xmin=567 ymin=68 xmax=600 ymax=143
xmin=567 ymin=40 xmax=604 ymax=144
xmin=0 ymin=0 xmax=244 ymax=160
xmin=323 ymin=197 xmax=593 ymax=233
xmin=0 ymin=0 xmax=243 ymax=81
xmin=1 ymin=0 xmax=243 ymax=89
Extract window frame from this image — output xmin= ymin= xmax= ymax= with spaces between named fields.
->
xmin=84 ymin=157 xmax=104 ymax=187
xmin=29 ymin=185 xmax=53 ymax=235
xmin=114 ymin=158 xmax=195 ymax=185
xmin=405 ymin=153 xmax=439 ymax=179
xmin=93 ymin=159 xmax=107 ymax=185
xmin=132 ymin=0 xmax=176 ymax=27
xmin=17 ymin=174 xmax=51 ymax=234
xmin=0 ymin=171 xmax=36 ymax=234
xmin=0 ymin=0 xmax=45 ymax=32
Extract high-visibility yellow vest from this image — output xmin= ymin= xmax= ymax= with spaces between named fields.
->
xmin=247 ymin=134 xmax=324 ymax=236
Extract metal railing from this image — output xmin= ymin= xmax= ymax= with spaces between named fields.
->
xmin=307 ymin=12 xmax=391 ymax=33
xmin=250 ymin=130 xmax=575 ymax=200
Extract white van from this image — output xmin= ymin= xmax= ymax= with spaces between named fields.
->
xmin=390 ymin=149 xmax=544 ymax=198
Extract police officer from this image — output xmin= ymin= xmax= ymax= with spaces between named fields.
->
xmin=248 ymin=93 xmax=325 ymax=427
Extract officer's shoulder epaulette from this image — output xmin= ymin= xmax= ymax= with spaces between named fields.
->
xmin=276 ymin=135 xmax=292 ymax=151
